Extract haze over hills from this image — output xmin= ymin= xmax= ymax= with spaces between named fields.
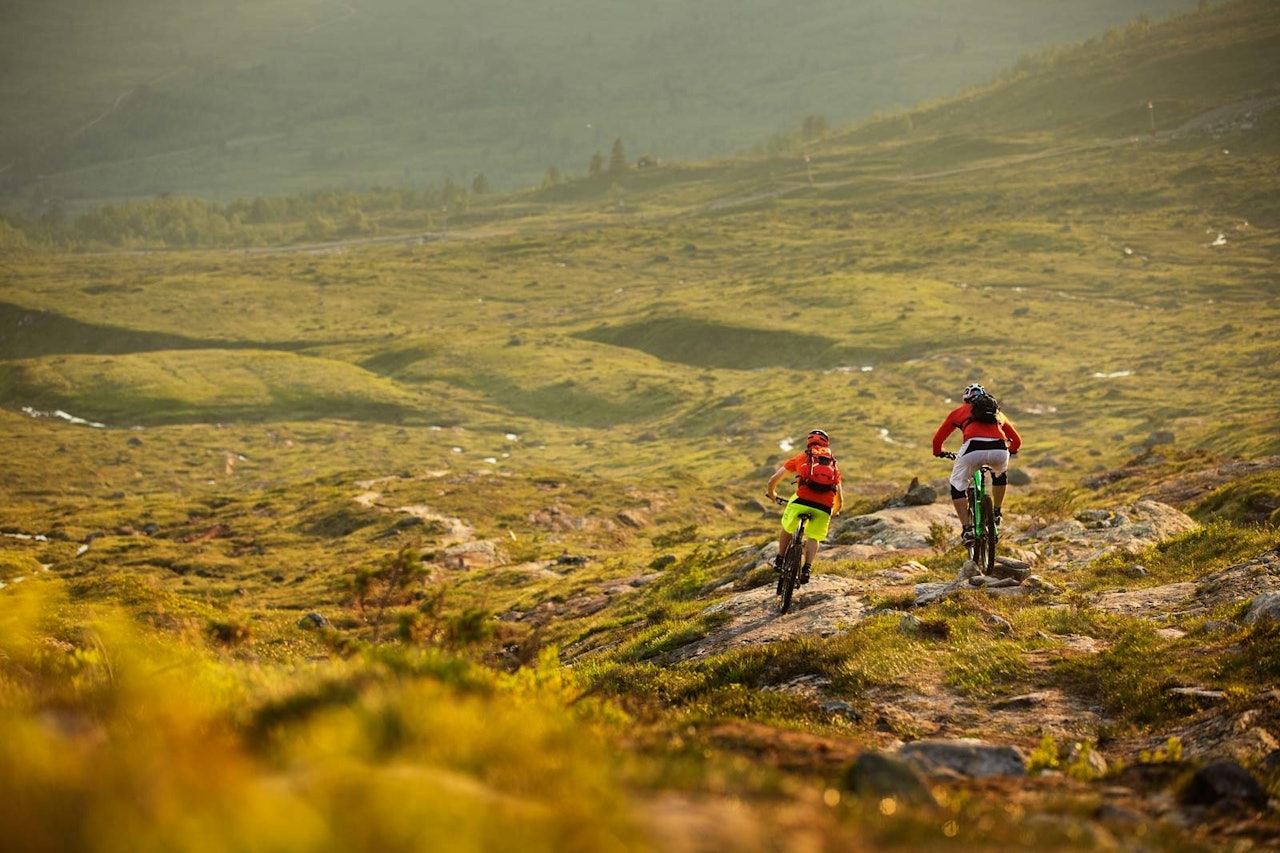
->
xmin=0 ymin=2 xmax=1279 ymax=849
xmin=0 ymin=0 xmax=1201 ymax=208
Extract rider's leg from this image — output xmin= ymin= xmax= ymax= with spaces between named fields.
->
xmin=991 ymin=455 xmax=1011 ymax=512
xmin=776 ymin=528 xmax=794 ymax=560
xmin=803 ymin=536 xmax=819 ymax=567
xmin=776 ymin=499 xmax=801 ymax=567
xmin=949 ymin=454 xmax=975 ymax=526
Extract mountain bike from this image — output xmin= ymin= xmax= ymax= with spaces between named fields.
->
xmin=772 ymin=496 xmax=810 ymax=614
xmin=939 ymin=452 xmax=998 ymax=574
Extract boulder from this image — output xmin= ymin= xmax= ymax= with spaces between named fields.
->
xmin=839 ymin=751 xmax=937 ymax=806
xmin=1244 ymin=591 xmax=1280 ymax=625
xmin=897 ymin=738 xmax=1027 ymax=778
xmin=1179 ymin=760 xmax=1268 ymax=810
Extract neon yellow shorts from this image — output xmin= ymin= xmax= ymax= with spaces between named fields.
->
xmin=781 ymin=498 xmax=832 ymax=541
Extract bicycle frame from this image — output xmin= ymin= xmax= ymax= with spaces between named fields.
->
xmin=970 ymin=467 xmax=988 ymax=534
xmin=966 ymin=465 xmax=998 ymax=573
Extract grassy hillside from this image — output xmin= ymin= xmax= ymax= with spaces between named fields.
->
xmin=0 ymin=0 xmax=1202 ymax=206
xmin=1 ymin=3 xmax=1279 ymax=850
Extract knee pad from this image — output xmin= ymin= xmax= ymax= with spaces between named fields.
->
xmin=992 ymin=472 xmax=1008 ymax=486
xmin=950 ymin=485 xmax=966 ymax=500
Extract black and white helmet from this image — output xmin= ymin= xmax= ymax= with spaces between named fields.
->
xmin=962 ymin=383 xmax=987 ymax=402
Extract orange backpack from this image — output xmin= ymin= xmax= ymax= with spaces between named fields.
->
xmin=800 ymin=448 xmax=839 ymax=492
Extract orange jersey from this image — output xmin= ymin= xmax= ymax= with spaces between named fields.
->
xmin=932 ymin=403 xmax=1021 ymax=455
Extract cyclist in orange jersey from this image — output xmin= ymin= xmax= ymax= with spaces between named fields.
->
xmin=766 ymin=429 xmax=843 ymax=585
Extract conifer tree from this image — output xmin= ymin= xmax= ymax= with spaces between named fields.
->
xmin=608 ymin=137 xmax=628 ymax=173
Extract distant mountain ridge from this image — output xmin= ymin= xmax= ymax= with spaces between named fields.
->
xmin=0 ymin=0 xmax=1201 ymax=208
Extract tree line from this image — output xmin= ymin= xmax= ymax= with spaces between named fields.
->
xmin=0 ymin=136 xmax=660 ymax=252
xmin=0 ymin=182 xmax=474 ymax=252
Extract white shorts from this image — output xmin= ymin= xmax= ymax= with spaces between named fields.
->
xmin=950 ymin=440 xmax=1010 ymax=494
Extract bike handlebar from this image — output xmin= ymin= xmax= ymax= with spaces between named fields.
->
xmin=937 ymin=451 xmax=956 ymax=460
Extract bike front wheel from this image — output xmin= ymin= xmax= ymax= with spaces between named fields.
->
xmin=778 ymin=519 xmax=807 ymax=614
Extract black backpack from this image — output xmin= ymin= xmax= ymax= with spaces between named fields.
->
xmin=968 ymin=393 xmax=1000 ymax=424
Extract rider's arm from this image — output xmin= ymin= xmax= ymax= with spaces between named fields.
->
xmin=765 ymin=465 xmax=790 ymax=500
xmin=931 ymin=415 xmax=957 ymax=456
xmin=833 ymin=482 xmax=844 ymax=516
xmin=1001 ymin=418 xmax=1022 ymax=454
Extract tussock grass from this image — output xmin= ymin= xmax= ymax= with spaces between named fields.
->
xmin=1 ymin=583 xmax=644 ymax=851
xmin=1 ymin=5 xmax=1279 ymax=848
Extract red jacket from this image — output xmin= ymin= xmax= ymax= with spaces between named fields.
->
xmin=932 ymin=403 xmax=1021 ymax=455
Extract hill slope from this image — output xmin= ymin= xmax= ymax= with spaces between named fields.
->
xmin=0 ymin=3 xmax=1278 ymax=850
xmin=0 ymin=0 xmax=1201 ymax=206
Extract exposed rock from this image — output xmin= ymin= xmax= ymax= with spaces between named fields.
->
xmin=1006 ymin=467 xmax=1032 ymax=486
xmin=991 ymin=693 xmax=1049 ymax=711
xmin=990 ymin=557 xmax=1031 ymax=582
xmin=897 ymin=738 xmax=1028 ymax=778
xmin=985 ymin=613 xmax=1014 ymax=634
xmin=914 ymin=580 xmax=964 ymax=606
xmin=298 ymin=612 xmax=332 ymax=630
xmin=441 ymin=539 xmax=506 ymax=569
xmin=839 ymin=751 xmax=937 ymax=806
xmin=1141 ymin=455 xmax=1280 ymax=509
xmin=1069 ymin=741 xmax=1109 ymax=778
xmin=1093 ymin=582 xmax=1198 ymax=617
xmin=1131 ymin=696 xmax=1280 ymax=766
xmin=829 ymin=502 xmax=956 ymax=552
xmin=617 ymin=508 xmax=650 ymax=528
xmin=968 ymin=576 xmax=1021 ymax=589
xmin=1094 ymin=548 xmax=1280 ymax=622
xmin=902 ymin=477 xmax=937 ymax=506
xmin=1022 ymin=500 xmax=1198 ymax=569
xmin=1179 ymin=760 xmax=1268 ymax=811
xmin=528 ymin=506 xmax=586 ymax=531
xmin=821 ymin=700 xmax=859 ymax=721
xmin=1167 ymin=687 xmax=1227 ymax=707
xmin=665 ymin=576 xmax=872 ymax=661
xmin=1244 ymin=591 xmax=1280 ymax=625
xmin=1024 ymin=576 xmax=1062 ymax=594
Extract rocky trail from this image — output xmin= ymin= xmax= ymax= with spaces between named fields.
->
xmin=355 ymin=462 xmax=1280 ymax=842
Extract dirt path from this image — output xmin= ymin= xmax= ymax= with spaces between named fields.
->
xmin=352 ymin=488 xmax=474 ymax=546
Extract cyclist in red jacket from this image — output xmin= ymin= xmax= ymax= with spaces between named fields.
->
xmin=932 ymin=384 xmax=1021 ymax=544
xmin=766 ymin=429 xmax=844 ymax=585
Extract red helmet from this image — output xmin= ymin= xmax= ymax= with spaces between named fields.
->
xmin=806 ymin=429 xmax=830 ymax=448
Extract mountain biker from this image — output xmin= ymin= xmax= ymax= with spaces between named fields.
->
xmin=932 ymin=384 xmax=1021 ymax=544
xmin=766 ymin=429 xmax=844 ymax=585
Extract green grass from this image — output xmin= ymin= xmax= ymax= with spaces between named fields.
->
xmin=1 ymin=5 xmax=1279 ymax=848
